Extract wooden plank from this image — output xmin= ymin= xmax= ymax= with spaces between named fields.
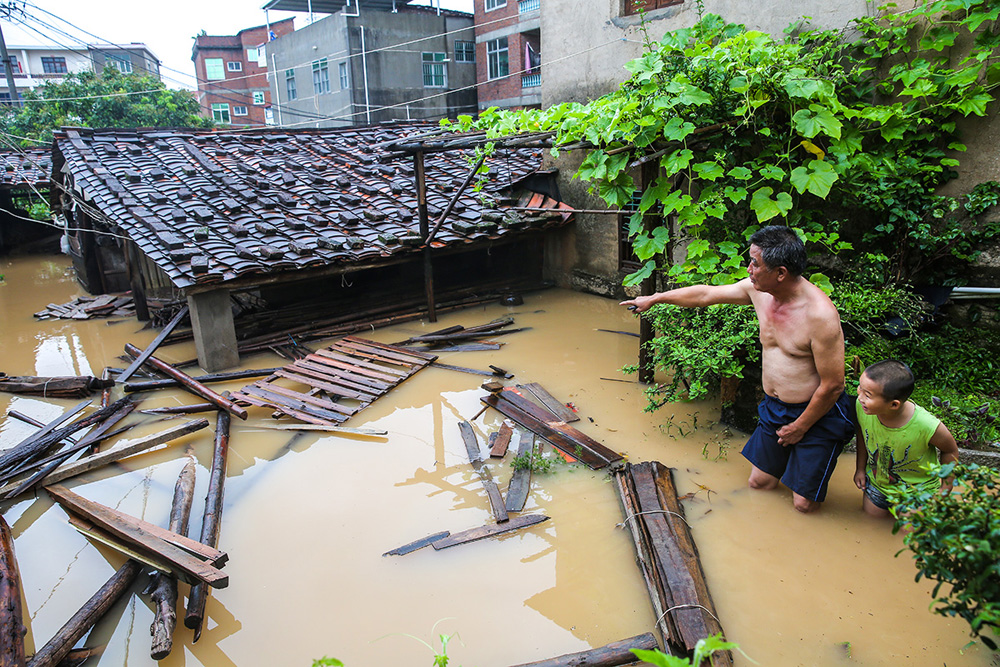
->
xmin=457 ymin=420 xmax=482 ymax=463
xmin=498 ymin=390 xmax=621 ymax=463
xmin=287 ymin=360 xmax=388 ymax=393
xmin=505 ymin=431 xmax=533 ymax=512
xmin=240 ymin=385 xmax=350 ymax=423
xmin=249 ymin=382 xmax=354 ymax=415
xmin=332 ymin=340 xmax=423 ymax=369
xmin=509 ymin=633 xmax=660 ymax=667
xmin=273 ymin=368 xmax=377 ymax=401
xmin=429 ymin=362 xmax=499 ymax=377
xmin=489 ymin=422 xmax=514 ymax=458
xmin=431 ymin=514 xmax=549 ymax=550
xmin=310 ymin=350 xmax=403 ymax=382
xmin=123 ymin=366 xmax=282 ymax=393
xmin=68 ymin=514 xmax=172 ymax=573
xmin=482 ymin=394 xmax=620 ymax=470
xmin=45 ymin=485 xmax=228 ymax=588
xmin=0 ymin=515 xmax=25 ymax=667
xmin=117 ymin=305 xmax=189 ymax=383
xmin=250 ymin=423 xmax=388 ymax=436
xmin=457 ymin=421 xmax=507 ymax=522
xmin=382 ymin=531 xmax=451 ymax=556
xmin=2 ymin=399 xmax=91 ymax=459
xmin=230 ymin=392 xmax=341 ymax=427
xmin=343 ymin=335 xmax=438 ymax=362
xmin=5 ymin=418 xmax=211 ymax=494
xmin=518 ymin=383 xmax=579 ymax=422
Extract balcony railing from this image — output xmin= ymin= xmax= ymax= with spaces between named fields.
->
xmin=518 ymin=0 xmax=539 ymax=13
xmin=521 ymin=72 xmax=540 ymax=88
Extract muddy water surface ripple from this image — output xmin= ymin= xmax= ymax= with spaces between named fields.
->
xmin=0 ymin=254 xmax=995 ymax=667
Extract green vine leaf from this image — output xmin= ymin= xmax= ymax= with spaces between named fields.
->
xmin=792 ymin=104 xmax=843 ymax=140
xmin=750 ymin=187 xmax=793 ymax=222
xmin=623 ymin=260 xmax=656 ymax=287
xmin=790 ymin=159 xmax=839 ymax=198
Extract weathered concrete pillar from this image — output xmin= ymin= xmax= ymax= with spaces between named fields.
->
xmin=187 ymin=289 xmax=239 ymax=372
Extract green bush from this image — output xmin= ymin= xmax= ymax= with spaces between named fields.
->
xmin=887 ymin=463 xmax=1000 ymax=649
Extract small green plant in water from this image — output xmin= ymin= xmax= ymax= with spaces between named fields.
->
xmin=632 ymin=633 xmax=738 ymax=666
xmin=312 ymin=658 xmax=344 ymax=667
xmin=511 ymin=443 xmax=556 ymax=474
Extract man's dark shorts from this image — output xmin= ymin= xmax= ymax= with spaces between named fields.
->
xmin=741 ymin=392 xmax=856 ymax=502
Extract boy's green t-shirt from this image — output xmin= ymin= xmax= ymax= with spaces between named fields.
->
xmin=856 ymin=402 xmax=942 ymax=494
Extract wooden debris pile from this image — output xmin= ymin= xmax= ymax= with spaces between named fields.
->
xmin=612 ymin=462 xmax=732 ymax=666
xmin=34 ymin=294 xmax=135 ymax=320
xmin=394 ymin=316 xmax=525 ymax=353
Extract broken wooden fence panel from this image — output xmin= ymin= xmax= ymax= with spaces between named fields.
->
xmin=431 ymin=514 xmax=549 ymax=550
xmin=185 ymin=411 xmax=230 ymax=642
xmin=122 ymin=366 xmax=283 ymax=393
xmin=457 ymin=421 xmax=507 ymax=523
xmin=383 ymin=531 xmax=451 ymax=557
xmin=612 ymin=462 xmax=731 ymax=666
xmin=25 ymin=560 xmax=141 ymax=667
xmin=508 ymin=632 xmax=660 ymax=667
xmin=45 ymin=485 xmax=228 ymax=589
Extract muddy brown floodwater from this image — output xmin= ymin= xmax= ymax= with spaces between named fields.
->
xmin=0 ymin=253 xmax=996 ymax=667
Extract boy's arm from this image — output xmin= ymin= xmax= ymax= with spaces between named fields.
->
xmin=854 ymin=423 xmax=868 ymax=490
xmin=929 ymin=422 xmax=959 ymax=492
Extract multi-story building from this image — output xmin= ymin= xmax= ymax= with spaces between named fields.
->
xmin=191 ymin=18 xmax=295 ymax=127
xmin=473 ymin=0 xmax=540 ymax=112
xmin=262 ymin=0 xmax=477 ymax=127
xmin=0 ymin=43 xmax=160 ymax=104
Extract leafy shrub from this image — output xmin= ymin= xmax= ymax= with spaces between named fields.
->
xmin=887 ymin=463 xmax=1000 ymax=649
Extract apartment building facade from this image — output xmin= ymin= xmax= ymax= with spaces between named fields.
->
xmin=473 ymin=0 xmax=540 ymax=111
xmin=0 ymin=43 xmax=160 ymax=103
xmin=265 ymin=1 xmax=476 ymax=128
xmin=191 ymin=18 xmax=296 ymax=127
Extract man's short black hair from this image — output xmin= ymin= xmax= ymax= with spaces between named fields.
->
xmin=862 ymin=359 xmax=915 ymax=402
xmin=749 ymin=226 xmax=807 ymax=276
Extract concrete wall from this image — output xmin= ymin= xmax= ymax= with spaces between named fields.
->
xmin=267 ymin=6 xmax=476 ymax=127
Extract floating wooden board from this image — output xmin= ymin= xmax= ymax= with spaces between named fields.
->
xmin=509 ymin=632 xmax=660 ymax=667
xmin=431 ymin=514 xmax=549 ymax=550
xmin=230 ymin=337 xmax=435 ymax=427
xmin=516 ymin=383 xmax=579 ymax=423
xmin=457 ymin=421 xmax=507 ymax=522
xmin=490 ymin=422 xmax=514 ymax=458
xmin=505 ymin=431 xmax=534 ymax=513
xmin=383 ymin=531 xmax=451 ymax=557
xmin=481 ymin=390 xmax=623 ymax=470
xmin=46 ymin=485 xmax=228 ymax=589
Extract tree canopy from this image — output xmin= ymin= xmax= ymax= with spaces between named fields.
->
xmin=0 ymin=68 xmax=213 ymax=147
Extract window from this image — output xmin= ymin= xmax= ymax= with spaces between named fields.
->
xmin=624 ymin=0 xmax=682 ymax=15
xmin=285 ymin=69 xmax=297 ymax=100
xmin=227 ymin=61 xmax=242 ymax=72
xmin=485 ymin=0 xmax=506 ymax=9
xmin=265 ymin=107 xmax=275 ymax=125
xmin=0 ymin=55 xmax=20 ymax=75
xmin=107 ymin=55 xmax=132 ymax=73
xmin=205 ymin=58 xmax=224 ymax=80
xmin=422 ymin=52 xmax=447 ymax=88
xmin=247 ymin=48 xmax=259 ymax=61
xmin=211 ymin=103 xmax=231 ymax=124
xmin=233 ymin=105 xmax=248 ymax=116
xmin=0 ymin=91 xmax=22 ymax=105
xmin=487 ymin=37 xmax=508 ymax=80
xmin=339 ymin=62 xmax=349 ymax=89
xmin=253 ymin=91 xmax=266 ymax=105
xmin=41 ymin=56 xmax=67 ymax=74
xmin=312 ymin=58 xmax=330 ymax=94
xmin=454 ymin=40 xmax=475 ymax=63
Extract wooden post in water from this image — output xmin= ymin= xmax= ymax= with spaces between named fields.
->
xmin=124 ymin=242 xmax=150 ymax=322
xmin=0 ymin=515 xmax=25 ymax=667
xmin=149 ymin=452 xmax=197 ymax=660
xmin=185 ymin=410 xmax=231 ymax=642
xmin=414 ymin=151 xmax=437 ymax=322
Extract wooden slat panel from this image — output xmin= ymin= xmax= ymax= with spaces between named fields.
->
xmin=231 ymin=391 xmax=341 ymax=427
xmin=311 ymin=350 xmax=404 ymax=382
xmin=332 ymin=340 xmax=422 ymax=369
xmin=498 ymin=390 xmax=622 ymax=464
xmin=249 ymin=382 xmax=355 ymax=415
xmin=240 ymin=385 xmax=350 ymax=423
xmin=344 ymin=335 xmax=438 ymax=362
xmin=273 ymin=369 xmax=376 ymax=402
xmin=291 ymin=358 xmax=390 ymax=392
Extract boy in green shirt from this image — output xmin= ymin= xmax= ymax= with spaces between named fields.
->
xmin=854 ymin=360 xmax=959 ymax=518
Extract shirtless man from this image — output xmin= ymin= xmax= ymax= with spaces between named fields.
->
xmin=620 ymin=226 xmax=855 ymax=513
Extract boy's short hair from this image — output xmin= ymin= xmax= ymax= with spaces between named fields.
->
xmin=749 ymin=226 xmax=807 ymax=276
xmin=862 ymin=360 xmax=915 ymax=402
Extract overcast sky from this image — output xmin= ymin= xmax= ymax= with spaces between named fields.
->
xmin=1 ymin=0 xmax=474 ymax=90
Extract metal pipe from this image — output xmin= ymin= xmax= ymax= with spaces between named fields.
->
xmin=361 ymin=25 xmax=371 ymax=125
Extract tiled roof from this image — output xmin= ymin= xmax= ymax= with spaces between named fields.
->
xmin=53 ymin=123 xmax=571 ymax=290
xmin=0 ymin=147 xmax=51 ymax=190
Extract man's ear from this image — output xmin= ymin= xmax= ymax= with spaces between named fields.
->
xmin=774 ymin=266 xmax=789 ymax=281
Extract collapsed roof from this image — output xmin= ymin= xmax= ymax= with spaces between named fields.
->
xmin=52 ymin=123 xmax=571 ymax=291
